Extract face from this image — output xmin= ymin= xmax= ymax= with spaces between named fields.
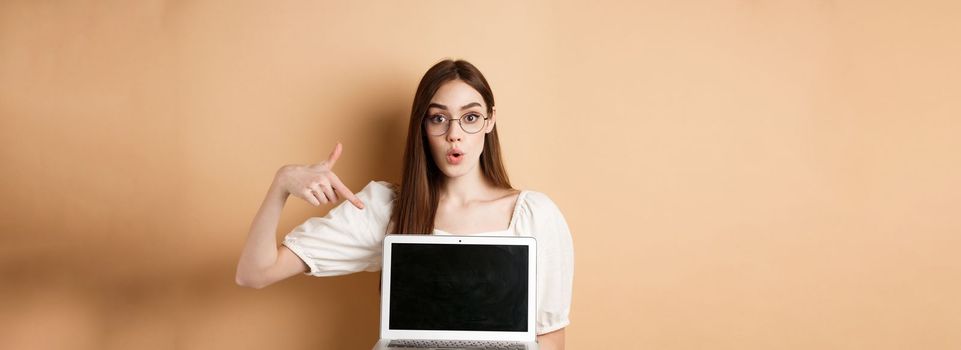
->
xmin=424 ymin=79 xmax=496 ymax=179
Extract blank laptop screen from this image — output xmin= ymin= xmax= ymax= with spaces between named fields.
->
xmin=389 ymin=243 xmax=529 ymax=332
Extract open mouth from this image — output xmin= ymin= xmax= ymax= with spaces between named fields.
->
xmin=446 ymin=149 xmax=464 ymax=165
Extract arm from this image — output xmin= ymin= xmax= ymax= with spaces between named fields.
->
xmin=530 ymin=193 xmax=574 ymax=350
xmin=537 ymin=328 xmax=565 ymax=350
xmin=234 ymin=178 xmax=309 ymax=289
xmin=235 ymin=143 xmax=364 ymax=289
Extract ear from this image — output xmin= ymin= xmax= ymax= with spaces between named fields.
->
xmin=485 ymin=106 xmax=497 ymax=133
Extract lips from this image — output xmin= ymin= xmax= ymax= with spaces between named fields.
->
xmin=446 ymin=148 xmax=464 ymax=165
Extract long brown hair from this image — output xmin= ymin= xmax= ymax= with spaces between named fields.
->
xmin=390 ymin=59 xmax=513 ymax=235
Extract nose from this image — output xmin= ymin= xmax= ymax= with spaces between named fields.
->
xmin=445 ymin=121 xmax=463 ymax=142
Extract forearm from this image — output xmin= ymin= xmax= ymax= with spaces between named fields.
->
xmin=235 ymin=179 xmax=289 ymax=287
xmin=536 ymin=328 xmax=565 ymax=350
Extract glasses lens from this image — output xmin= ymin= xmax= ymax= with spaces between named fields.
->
xmin=460 ymin=114 xmax=485 ymax=134
xmin=425 ymin=116 xmax=448 ymax=136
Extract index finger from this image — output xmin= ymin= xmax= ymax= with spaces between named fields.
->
xmin=330 ymin=177 xmax=365 ymax=210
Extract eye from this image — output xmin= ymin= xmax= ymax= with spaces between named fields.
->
xmin=463 ymin=114 xmax=480 ymax=123
xmin=428 ymin=115 xmax=448 ymax=124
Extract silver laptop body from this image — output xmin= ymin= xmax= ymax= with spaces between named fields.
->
xmin=372 ymin=234 xmax=539 ymax=350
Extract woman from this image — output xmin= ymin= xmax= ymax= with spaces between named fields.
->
xmin=235 ymin=59 xmax=573 ymax=349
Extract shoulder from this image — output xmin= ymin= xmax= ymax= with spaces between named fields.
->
xmin=514 ymin=189 xmax=568 ymax=228
xmin=517 ymin=190 xmax=563 ymax=215
xmin=356 ymin=180 xmax=398 ymax=202
xmin=351 ymin=180 xmax=398 ymax=220
xmin=513 ymin=190 xmax=574 ymax=255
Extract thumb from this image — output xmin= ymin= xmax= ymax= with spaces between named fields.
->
xmin=325 ymin=142 xmax=343 ymax=168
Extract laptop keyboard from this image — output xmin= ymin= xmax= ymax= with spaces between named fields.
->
xmin=387 ymin=339 xmax=527 ymax=349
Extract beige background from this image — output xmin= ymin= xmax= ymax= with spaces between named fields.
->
xmin=2 ymin=0 xmax=960 ymax=349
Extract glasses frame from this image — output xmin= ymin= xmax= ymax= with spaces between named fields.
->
xmin=423 ymin=113 xmax=491 ymax=136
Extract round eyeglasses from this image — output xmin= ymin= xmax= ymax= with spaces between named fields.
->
xmin=423 ymin=113 xmax=490 ymax=136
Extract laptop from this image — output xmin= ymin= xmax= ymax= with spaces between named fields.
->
xmin=372 ymin=234 xmax=539 ymax=350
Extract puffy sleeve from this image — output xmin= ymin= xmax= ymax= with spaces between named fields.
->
xmin=514 ymin=191 xmax=575 ymax=335
xmin=281 ymin=181 xmax=396 ymax=277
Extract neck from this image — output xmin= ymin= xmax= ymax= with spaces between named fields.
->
xmin=440 ymin=166 xmax=495 ymax=205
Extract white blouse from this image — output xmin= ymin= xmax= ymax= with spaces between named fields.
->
xmin=282 ymin=181 xmax=574 ymax=335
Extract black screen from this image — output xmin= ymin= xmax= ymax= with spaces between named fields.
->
xmin=388 ymin=243 xmax=529 ymax=332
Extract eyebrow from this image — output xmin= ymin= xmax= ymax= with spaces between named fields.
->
xmin=428 ymin=102 xmax=483 ymax=111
